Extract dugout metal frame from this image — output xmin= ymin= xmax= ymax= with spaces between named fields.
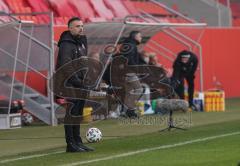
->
xmin=94 ymin=16 xmax=207 ymax=92
xmin=0 ymin=12 xmax=56 ymax=128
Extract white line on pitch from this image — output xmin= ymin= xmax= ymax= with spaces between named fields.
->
xmin=0 ymin=151 xmax=65 ymax=164
xmin=62 ymin=131 xmax=240 ymax=166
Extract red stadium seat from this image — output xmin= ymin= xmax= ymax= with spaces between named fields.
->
xmin=27 ymin=0 xmax=50 ymax=12
xmin=89 ymin=0 xmax=114 ymax=20
xmin=17 ymin=0 xmax=29 ymax=6
xmin=54 ymin=17 xmax=65 ymax=25
xmin=31 ymin=16 xmax=39 ymax=24
xmin=132 ymin=1 xmax=170 ymax=16
xmin=231 ymin=3 xmax=240 ymax=17
xmin=68 ymin=0 xmax=96 ymax=21
xmin=4 ymin=0 xmax=27 ymax=9
xmin=0 ymin=0 xmax=11 ymax=13
xmin=48 ymin=0 xmax=79 ymax=17
xmin=0 ymin=1 xmax=11 ymax=22
xmin=104 ymin=0 xmax=130 ymax=18
xmin=3 ymin=0 xmax=33 ymax=21
xmin=4 ymin=0 xmax=18 ymax=13
xmin=122 ymin=0 xmax=139 ymax=15
xmin=17 ymin=7 xmax=33 ymax=21
xmin=27 ymin=0 xmax=51 ymax=23
xmin=4 ymin=0 xmax=30 ymax=14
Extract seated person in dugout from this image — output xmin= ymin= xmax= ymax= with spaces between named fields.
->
xmin=100 ymin=31 xmax=144 ymax=118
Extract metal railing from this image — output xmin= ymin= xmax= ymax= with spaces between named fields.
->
xmin=0 ymin=12 xmax=56 ymax=126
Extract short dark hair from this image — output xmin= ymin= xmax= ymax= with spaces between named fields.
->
xmin=129 ymin=31 xmax=140 ymax=39
xmin=68 ymin=17 xmax=81 ymax=27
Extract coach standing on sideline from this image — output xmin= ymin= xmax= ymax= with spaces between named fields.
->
xmin=56 ymin=17 xmax=93 ymax=152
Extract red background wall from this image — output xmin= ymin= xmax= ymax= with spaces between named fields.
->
xmin=200 ymin=28 xmax=240 ymax=97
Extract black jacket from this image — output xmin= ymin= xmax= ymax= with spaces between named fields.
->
xmin=56 ymin=31 xmax=88 ymax=87
xmin=172 ymin=50 xmax=198 ymax=79
xmin=121 ymin=38 xmax=145 ymax=65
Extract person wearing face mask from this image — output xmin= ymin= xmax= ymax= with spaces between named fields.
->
xmin=171 ymin=50 xmax=199 ymax=111
xmin=55 ymin=17 xmax=94 ymax=153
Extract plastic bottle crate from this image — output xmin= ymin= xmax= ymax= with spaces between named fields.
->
xmin=204 ymin=90 xmax=225 ymax=112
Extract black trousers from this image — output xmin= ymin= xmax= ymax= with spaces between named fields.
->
xmin=175 ymin=75 xmax=195 ymax=106
xmin=64 ymin=99 xmax=85 ymax=144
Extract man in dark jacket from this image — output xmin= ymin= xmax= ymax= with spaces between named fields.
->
xmin=118 ymin=31 xmax=145 ymax=117
xmin=171 ymin=50 xmax=198 ymax=110
xmin=121 ymin=31 xmax=146 ymax=65
xmin=55 ymin=17 xmax=93 ymax=152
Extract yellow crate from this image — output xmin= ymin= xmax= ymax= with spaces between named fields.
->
xmin=204 ymin=91 xmax=225 ymax=112
xmin=136 ymin=101 xmax=145 ymax=116
xmin=204 ymin=93 xmax=211 ymax=112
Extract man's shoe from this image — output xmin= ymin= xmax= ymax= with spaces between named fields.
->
xmin=77 ymin=143 xmax=95 ymax=152
xmin=66 ymin=142 xmax=86 ymax=152
xmin=126 ymin=109 xmax=138 ymax=118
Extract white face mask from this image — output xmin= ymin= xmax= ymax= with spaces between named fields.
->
xmin=181 ymin=57 xmax=190 ymax=63
xmin=143 ymin=57 xmax=150 ymax=63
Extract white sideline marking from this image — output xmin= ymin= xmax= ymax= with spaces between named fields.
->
xmin=0 ymin=131 xmax=239 ymax=165
xmin=62 ymin=131 xmax=240 ymax=166
xmin=0 ymin=151 xmax=64 ymax=164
